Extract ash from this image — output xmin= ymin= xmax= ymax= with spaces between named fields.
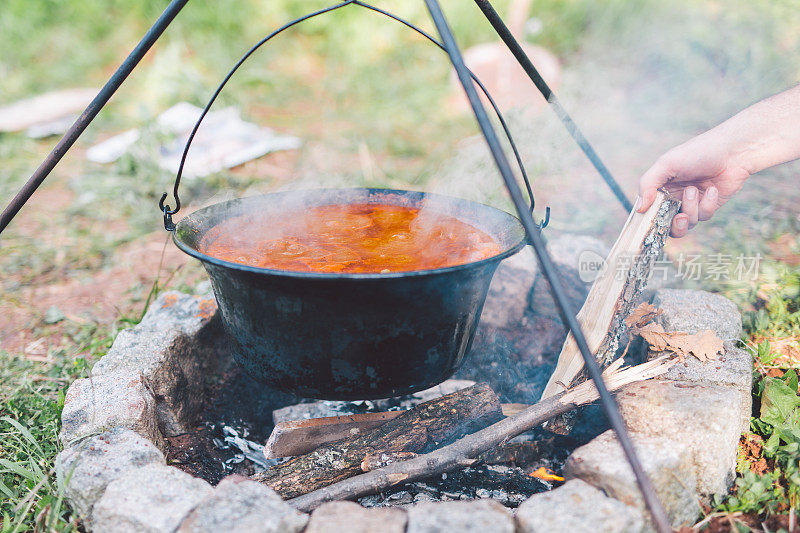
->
xmin=212 ymin=425 xmax=282 ymax=471
xmin=358 ymin=465 xmax=549 ymax=508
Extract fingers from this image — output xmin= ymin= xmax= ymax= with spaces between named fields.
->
xmin=681 ymin=186 xmax=699 ymax=227
xmin=670 ymin=214 xmax=690 ymax=238
xmin=698 ymin=186 xmax=718 ymax=221
xmin=637 ymin=159 xmax=671 ymax=213
xmin=670 ymin=186 xmax=718 ymax=238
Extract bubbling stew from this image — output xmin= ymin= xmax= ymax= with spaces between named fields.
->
xmin=199 ymin=203 xmax=501 ymax=273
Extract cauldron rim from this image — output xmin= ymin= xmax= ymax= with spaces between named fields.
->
xmin=172 ymin=187 xmax=526 ymax=280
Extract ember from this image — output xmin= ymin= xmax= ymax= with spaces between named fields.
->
xmin=528 ymin=466 xmax=564 ymax=482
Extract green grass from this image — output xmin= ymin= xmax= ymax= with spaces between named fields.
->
xmin=0 ymin=321 xmax=115 ymax=532
xmin=707 ymin=269 xmax=800 ymax=529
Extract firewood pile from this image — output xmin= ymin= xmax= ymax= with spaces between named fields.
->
xmin=248 ymin=357 xmax=673 ymax=512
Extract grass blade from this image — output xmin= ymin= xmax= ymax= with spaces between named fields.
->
xmin=0 ymin=417 xmax=44 ymax=457
xmin=0 ymin=479 xmax=15 ymax=499
xmin=0 ymin=460 xmax=35 ymax=482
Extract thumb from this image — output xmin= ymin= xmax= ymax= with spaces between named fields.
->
xmin=637 ymin=159 xmax=671 ymax=213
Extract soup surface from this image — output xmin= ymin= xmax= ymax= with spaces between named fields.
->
xmin=199 ymin=203 xmax=501 ymax=273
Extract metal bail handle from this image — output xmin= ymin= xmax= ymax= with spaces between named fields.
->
xmin=158 ymin=0 xmax=549 ymax=231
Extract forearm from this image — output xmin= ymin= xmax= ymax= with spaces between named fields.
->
xmin=714 ymin=84 xmax=800 ymax=175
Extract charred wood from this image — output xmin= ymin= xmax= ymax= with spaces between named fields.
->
xmin=252 ymin=383 xmax=503 ymax=498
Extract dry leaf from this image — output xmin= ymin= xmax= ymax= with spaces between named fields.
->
xmin=634 ymin=323 xmax=723 ymax=363
xmin=624 ymin=302 xmax=663 ymax=329
xmin=687 ymin=330 xmax=725 ymax=362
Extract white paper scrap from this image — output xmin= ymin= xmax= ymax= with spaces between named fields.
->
xmin=85 ymin=102 xmax=301 ymax=178
xmin=0 ymin=88 xmax=96 ymax=132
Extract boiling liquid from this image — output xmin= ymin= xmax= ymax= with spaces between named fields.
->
xmin=200 ymin=203 xmax=501 ymax=273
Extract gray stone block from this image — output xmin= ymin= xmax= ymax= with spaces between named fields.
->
xmin=91 ymin=291 xmax=226 ymax=436
xmin=59 ymin=373 xmax=163 ymax=449
xmin=653 ymin=289 xmax=742 ymax=340
xmin=616 ymin=379 xmax=744 ymax=496
xmin=177 ymin=475 xmax=307 ymax=533
xmin=646 ymin=289 xmax=751 ymax=434
xmin=92 ymin=464 xmax=213 ymax=533
xmin=564 ymin=430 xmax=700 ymax=529
xmin=481 ymin=246 xmax=538 ymax=328
xmin=649 ymin=341 xmax=752 ymax=396
xmin=546 ymin=233 xmax=610 ymax=276
xmin=515 ymin=479 xmax=645 ymax=533
xmin=305 ymin=501 xmax=406 ymax=533
xmin=406 ymin=499 xmax=514 ymax=533
xmin=55 ymin=428 xmax=164 ymax=523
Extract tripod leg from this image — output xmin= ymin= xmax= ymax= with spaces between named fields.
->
xmin=473 ymin=0 xmax=633 ymax=212
xmin=0 ymin=0 xmax=190 ymax=234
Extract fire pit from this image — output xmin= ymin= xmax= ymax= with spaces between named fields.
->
xmin=56 ymin=239 xmax=753 ymax=532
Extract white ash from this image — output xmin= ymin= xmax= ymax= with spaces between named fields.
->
xmin=357 ymin=465 xmax=546 ymax=509
xmin=212 ymin=425 xmax=282 ymax=471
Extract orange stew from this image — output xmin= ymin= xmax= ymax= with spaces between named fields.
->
xmin=200 ymin=203 xmax=501 ymax=273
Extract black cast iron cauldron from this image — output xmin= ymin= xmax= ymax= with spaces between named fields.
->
xmin=173 ymin=188 xmax=525 ymax=400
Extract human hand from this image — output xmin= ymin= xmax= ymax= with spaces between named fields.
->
xmin=637 ymin=130 xmax=751 ymax=238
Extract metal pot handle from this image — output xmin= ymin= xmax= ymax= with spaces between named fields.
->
xmin=159 ymin=0 xmax=548 ymax=231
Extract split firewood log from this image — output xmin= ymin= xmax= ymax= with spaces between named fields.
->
xmin=541 ymin=189 xmax=680 ymax=433
xmin=265 ymin=403 xmax=533 ymax=459
xmin=252 ymin=383 xmax=503 ymax=498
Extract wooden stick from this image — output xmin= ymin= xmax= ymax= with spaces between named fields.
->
xmin=252 ymin=383 xmax=503 ymax=498
xmin=288 ymin=356 xmax=674 ymax=512
xmin=540 ymin=190 xmax=679 ymax=432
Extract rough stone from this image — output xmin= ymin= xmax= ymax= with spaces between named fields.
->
xmin=55 ymin=428 xmax=164 ymax=523
xmin=616 ymin=379 xmax=744 ymax=496
xmin=90 ymin=291 xmax=227 ymax=436
xmin=272 ymin=379 xmax=476 ymax=424
xmin=652 ymin=289 xmax=742 ymax=340
xmin=406 ymin=499 xmax=514 ymax=533
xmin=645 ymin=290 xmax=751 ymax=432
xmin=475 ymin=235 xmax=607 ymax=360
xmin=515 ymin=479 xmax=645 ymax=533
xmin=546 ymin=233 xmax=610 ymax=278
xmin=564 ymin=430 xmax=700 ymax=529
xmin=480 ymin=246 xmax=538 ymax=329
xmin=177 ymin=475 xmax=307 ymax=533
xmin=59 ymin=373 xmax=163 ymax=449
xmin=305 ymin=501 xmax=406 ymax=533
xmin=648 ymin=341 xmax=752 ymax=397
xmin=479 ymin=231 xmax=608 ymax=334
xmin=92 ymin=464 xmax=213 ymax=533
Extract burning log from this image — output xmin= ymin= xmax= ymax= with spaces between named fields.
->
xmin=252 ymin=383 xmax=504 ymax=498
xmin=265 ymin=412 xmax=404 ymax=459
xmin=287 ymin=356 xmax=674 ymax=512
xmin=265 ymin=403 xmax=533 ymax=459
xmin=540 ymin=189 xmax=680 ymax=433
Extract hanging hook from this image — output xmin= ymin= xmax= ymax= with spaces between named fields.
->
xmin=539 ymin=206 xmax=550 ymax=229
xmin=159 ymin=192 xmax=179 ymax=231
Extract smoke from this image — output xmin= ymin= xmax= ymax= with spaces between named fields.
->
xmin=429 ymin=0 xmax=800 ymax=244
xmin=198 ymin=1 xmax=800 ymax=274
